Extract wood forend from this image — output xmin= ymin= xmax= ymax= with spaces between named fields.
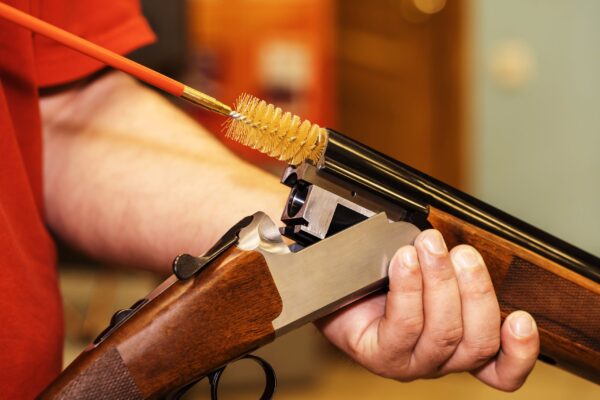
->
xmin=428 ymin=206 xmax=600 ymax=384
xmin=39 ymin=248 xmax=283 ymax=399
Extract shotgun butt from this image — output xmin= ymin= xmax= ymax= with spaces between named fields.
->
xmin=39 ymin=248 xmax=282 ymax=399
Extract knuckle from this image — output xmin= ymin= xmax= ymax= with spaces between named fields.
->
xmin=402 ymin=313 xmax=424 ymax=335
xmin=401 ymin=314 xmax=425 ymax=337
xmin=379 ymin=317 xmax=423 ymax=358
xmin=464 ymin=336 xmax=500 ymax=362
xmin=431 ymin=325 xmax=463 ymax=351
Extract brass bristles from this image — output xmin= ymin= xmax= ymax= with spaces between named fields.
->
xmin=225 ymin=94 xmax=328 ymax=165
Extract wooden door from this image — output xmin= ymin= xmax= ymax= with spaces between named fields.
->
xmin=336 ymin=0 xmax=465 ymax=188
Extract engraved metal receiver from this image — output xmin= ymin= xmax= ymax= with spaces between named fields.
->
xmin=239 ymin=211 xmax=420 ymax=336
xmin=51 ymin=210 xmax=418 ymax=400
xmin=165 ymin=211 xmax=420 ymax=399
xmin=147 ymin=203 xmax=417 ymax=400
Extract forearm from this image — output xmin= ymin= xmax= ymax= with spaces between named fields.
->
xmin=41 ymin=71 xmax=287 ymax=272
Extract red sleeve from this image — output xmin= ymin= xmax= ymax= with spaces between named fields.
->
xmin=32 ymin=0 xmax=156 ymax=87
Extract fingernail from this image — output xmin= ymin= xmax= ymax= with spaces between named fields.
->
xmin=509 ymin=312 xmax=534 ymax=338
xmin=452 ymin=246 xmax=480 ymax=271
xmin=401 ymin=247 xmax=419 ymax=270
xmin=423 ymin=230 xmax=447 ymax=255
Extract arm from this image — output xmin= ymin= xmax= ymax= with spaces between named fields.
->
xmin=41 ymin=71 xmax=538 ymax=392
xmin=41 ymin=71 xmax=288 ymax=272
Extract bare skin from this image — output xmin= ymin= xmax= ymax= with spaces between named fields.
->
xmin=319 ymin=230 xmax=540 ymax=391
xmin=41 ymin=71 xmax=539 ymax=391
xmin=41 ymin=71 xmax=287 ymax=271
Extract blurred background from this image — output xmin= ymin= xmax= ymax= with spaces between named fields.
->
xmin=58 ymin=0 xmax=600 ymax=399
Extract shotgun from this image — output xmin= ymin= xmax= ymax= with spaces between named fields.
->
xmin=39 ymin=129 xmax=600 ymax=399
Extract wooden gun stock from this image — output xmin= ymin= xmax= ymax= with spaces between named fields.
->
xmin=429 ymin=207 xmax=600 ymax=383
xmin=38 ymin=248 xmax=282 ymax=399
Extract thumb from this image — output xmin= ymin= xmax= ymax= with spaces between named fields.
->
xmin=472 ymin=310 xmax=540 ymax=391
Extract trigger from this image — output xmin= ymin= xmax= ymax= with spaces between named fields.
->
xmin=209 ymin=355 xmax=277 ymax=400
xmin=168 ymin=355 xmax=276 ymax=400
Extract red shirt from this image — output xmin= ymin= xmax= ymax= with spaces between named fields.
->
xmin=0 ymin=1 xmax=153 ymax=397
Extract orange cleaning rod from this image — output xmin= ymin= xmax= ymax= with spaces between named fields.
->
xmin=0 ymin=2 xmax=232 ymax=115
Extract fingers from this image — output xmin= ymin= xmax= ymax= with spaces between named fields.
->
xmin=318 ymin=229 xmax=538 ymax=391
xmin=315 ymin=292 xmax=386 ymax=362
xmin=440 ymin=245 xmax=501 ymax=372
xmin=410 ymin=230 xmax=463 ymax=375
xmin=376 ymin=246 xmax=424 ymax=372
xmin=473 ymin=311 xmax=540 ymax=391
xmin=317 ymin=244 xmax=426 ymax=378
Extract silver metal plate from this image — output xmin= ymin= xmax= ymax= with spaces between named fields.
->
xmin=238 ymin=212 xmax=420 ymax=335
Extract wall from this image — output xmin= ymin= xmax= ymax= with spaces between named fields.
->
xmin=471 ymin=0 xmax=600 ymax=255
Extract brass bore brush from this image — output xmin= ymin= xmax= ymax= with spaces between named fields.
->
xmin=0 ymin=2 xmax=327 ymax=165
xmin=226 ymin=94 xmax=328 ymax=165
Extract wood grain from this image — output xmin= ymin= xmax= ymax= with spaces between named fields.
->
xmin=337 ymin=0 xmax=466 ymax=188
xmin=39 ymin=248 xmax=283 ymax=399
xmin=428 ymin=206 xmax=600 ymax=384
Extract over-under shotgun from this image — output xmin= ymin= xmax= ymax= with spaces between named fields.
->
xmin=39 ymin=130 xmax=600 ymax=399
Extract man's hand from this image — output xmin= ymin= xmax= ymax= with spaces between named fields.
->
xmin=318 ymin=229 xmax=540 ymax=391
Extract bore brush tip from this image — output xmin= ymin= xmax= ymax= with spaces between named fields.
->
xmin=224 ymin=94 xmax=328 ymax=165
xmin=181 ymin=86 xmax=232 ymax=116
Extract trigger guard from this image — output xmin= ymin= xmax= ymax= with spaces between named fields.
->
xmin=209 ymin=354 xmax=277 ymax=400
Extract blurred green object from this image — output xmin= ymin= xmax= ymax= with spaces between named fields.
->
xmin=471 ymin=0 xmax=600 ymax=256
